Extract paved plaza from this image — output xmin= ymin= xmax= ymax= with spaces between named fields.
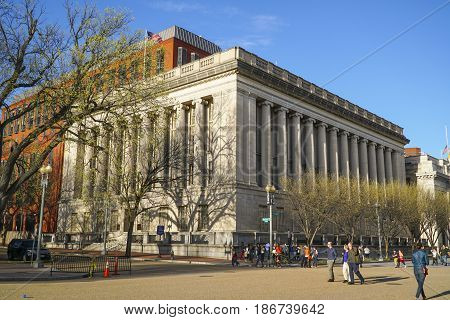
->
xmin=0 ymin=259 xmax=448 ymax=300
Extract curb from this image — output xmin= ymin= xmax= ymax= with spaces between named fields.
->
xmin=0 ymin=273 xmax=88 ymax=282
xmin=131 ymin=257 xmax=229 ymax=266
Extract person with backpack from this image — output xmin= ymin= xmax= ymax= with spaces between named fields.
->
xmin=347 ymin=242 xmax=365 ymax=285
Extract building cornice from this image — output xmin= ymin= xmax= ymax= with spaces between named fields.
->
xmin=157 ymin=47 xmax=408 ymax=144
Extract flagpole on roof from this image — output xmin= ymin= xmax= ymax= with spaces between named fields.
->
xmin=446 ymin=125 xmax=449 ymax=160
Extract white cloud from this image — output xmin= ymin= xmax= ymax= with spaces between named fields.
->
xmin=216 ymin=35 xmax=272 ymax=49
xmin=251 ymin=14 xmax=284 ymax=31
xmin=149 ymin=1 xmax=206 ymax=13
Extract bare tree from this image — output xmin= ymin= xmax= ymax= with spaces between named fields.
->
xmin=283 ymin=173 xmax=338 ymax=247
xmin=0 ymin=0 xmax=159 ymax=225
xmin=106 ymin=106 xmax=183 ymax=256
xmin=161 ymin=104 xmax=236 ymax=234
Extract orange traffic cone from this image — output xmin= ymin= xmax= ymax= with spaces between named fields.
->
xmin=103 ymin=260 xmax=110 ymax=278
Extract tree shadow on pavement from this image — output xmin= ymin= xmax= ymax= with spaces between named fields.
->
xmin=426 ymin=290 xmax=449 ymax=300
xmin=363 ymin=276 xmax=408 ymax=284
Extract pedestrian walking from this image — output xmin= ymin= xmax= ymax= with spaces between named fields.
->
xmin=412 ymin=244 xmax=428 ymax=300
xmin=342 ymin=244 xmax=350 ymax=283
xmin=321 ymin=242 xmax=337 ymax=282
xmin=232 ymin=250 xmax=239 ymax=267
xmin=398 ymin=249 xmax=406 ymax=268
xmin=431 ymin=247 xmax=438 ymax=266
xmin=440 ymin=245 xmax=448 ymax=266
xmin=274 ymin=243 xmax=282 ymax=268
xmin=347 ymin=242 xmax=365 ymax=285
xmin=303 ymin=246 xmax=311 ymax=268
xmin=312 ymin=247 xmax=319 ymax=268
xmin=358 ymin=245 xmax=364 ymax=268
xmin=392 ymin=250 xmax=399 ymax=268
xmin=364 ymin=246 xmax=370 ymax=260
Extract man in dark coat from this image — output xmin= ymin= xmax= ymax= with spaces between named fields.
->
xmin=347 ymin=242 xmax=365 ymax=285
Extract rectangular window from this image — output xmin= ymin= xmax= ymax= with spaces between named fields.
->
xmin=110 ymin=210 xmax=119 ymax=232
xmin=178 ymin=206 xmax=187 ymax=231
xmin=28 ymin=105 xmax=34 ymax=129
xmin=187 ymin=107 xmax=196 ymax=185
xmin=14 ymin=109 xmax=20 ymax=133
xmin=256 ymin=105 xmax=262 ymax=186
xmin=198 ymin=205 xmax=209 ymax=231
xmin=191 ymin=52 xmax=200 ymax=62
xmin=156 ymin=49 xmax=165 ymax=74
xmin=70 ymin=213 xmax=78 ymax=233
xmin=114 ymin=125 xmax=125 ymax=195
xmin=177 ymin=47 xmax=188 ymax=66
xmin=73 ymin=131 xmax=86 ymax=199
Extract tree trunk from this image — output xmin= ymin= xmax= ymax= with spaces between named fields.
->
xmin=384 ymin=236 xmax=389 ymax=260
xmin=125 ymin=214 xmax=137 ymax=257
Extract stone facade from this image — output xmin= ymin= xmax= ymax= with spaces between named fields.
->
xmin=405 ymin=148 xmax=450 ymax=245
xmin=58 ymin=47 xmax=409 ymax=250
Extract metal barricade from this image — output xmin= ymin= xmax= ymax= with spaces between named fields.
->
xmin=51 ymin=254 xmax=131 ymax=276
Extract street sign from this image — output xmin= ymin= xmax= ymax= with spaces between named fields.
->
xmin=156 ymin=225 xmax=165 ymax=235
xmin=262 ymin=218 xmax=271 ymax=223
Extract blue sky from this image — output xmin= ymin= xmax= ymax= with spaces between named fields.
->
xmin=45 ymin=0 xmax=450 ymax=158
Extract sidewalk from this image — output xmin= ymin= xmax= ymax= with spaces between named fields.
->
xmin=0 ymin=263 xmax=87 ymax=282
xmin=49 ymin=248 xmax=233 ymax=266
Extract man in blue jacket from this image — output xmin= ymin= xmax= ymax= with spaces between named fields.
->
xmin=412 ymin=244 xmax=429 ymax=300
xmin=321 ymin=242 xmax=337 ymax=282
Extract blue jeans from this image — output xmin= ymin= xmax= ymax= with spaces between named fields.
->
xmin=414 ymin=268 xmax=426 ymax=298
xmin=348 ymin=262 xmax=364 ymax=283
xmin=441 ymin=255 xmax=448 ymax=266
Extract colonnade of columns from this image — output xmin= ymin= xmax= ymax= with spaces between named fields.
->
xmin=237 ymin=92 xmax=406 ymax=188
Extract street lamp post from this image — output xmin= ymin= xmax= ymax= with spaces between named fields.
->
xmin=375 ymin=202 xmax=383 ymax=262
xmin=33 ymin=164 xmax=52 ymax=268
xmin=265 ymin=184 xmax=276 ymax=267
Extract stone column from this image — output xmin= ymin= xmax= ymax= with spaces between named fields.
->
xmin=316 ymin=122 xmax=328 ymax=175
xmin=289 ymin=113 xmax=302 ymax=179
xmin=194 ymin=98 xmax=208 ymax=186
xmin=237 ymin=91 xmax=247 ymax=183
xmin=303 ymin=118 xmax=315 ymax=173
xmin=349 ymin=134 xmax=359 ymax=180
xmin=384 ymin=147 xmax=393 ymax=183
xmin=176 ymin=104 xmax=189 ymax=187
xmin=376 ymin=145 xmax=386 ymax=185
xmin=358 ymin=138 xmax=369 ymax=183
xmin=399 ymin=152 xmax=406 ymax=183
xmin=275 ymin=107 xmax=288 ymax=184
xmin=260 ymin=101 xmax=272 ymax=186
xmin=392 ymin=150 xmax=400 ymax=181
xmin=368 ymin=142 xmax=377 ymax=182
xmin=339 ymin=131 xmax=350 ymax=179
xmin=328 ymin=126 xmax=339 ymax=177
xmin=247 ymin=93 xmax=257 ymax=185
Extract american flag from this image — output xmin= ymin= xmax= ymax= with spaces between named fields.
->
xmin=146 ymin=30 xmax=162 ymax=43
xmin=442 ymin=145 xmax=448 ymax=155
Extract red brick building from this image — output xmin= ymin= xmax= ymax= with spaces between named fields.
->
xmin=1 ymin=25 xmax=220 ymax=237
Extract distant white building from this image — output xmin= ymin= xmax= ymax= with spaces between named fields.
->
xmin=405 ymin=147 xmax=450 ymax=246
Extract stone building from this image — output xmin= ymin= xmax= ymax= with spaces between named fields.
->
xmin=57 ymin=30 xmax=409 ymax=256
xmin=405 ymin=147 xmax=450 ymax=245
